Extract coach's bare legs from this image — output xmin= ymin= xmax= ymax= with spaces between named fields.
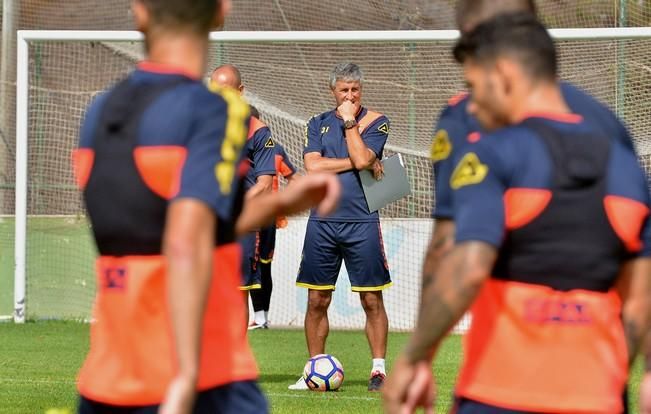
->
xmin=305 ymin=289 xmax=332 ymax=356
xmin=360 ymin=291 xmax=388 ymax=359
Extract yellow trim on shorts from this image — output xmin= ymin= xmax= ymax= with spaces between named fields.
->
xmin=350 ymin=282 xmax=393 ymax=292
xmin=259 ymin=258 xmax=273 ymax=264
xmin=296 ymin=282 xmax=336 ymax=291
xmin=239 ymin=284 xmax=262 ymax=291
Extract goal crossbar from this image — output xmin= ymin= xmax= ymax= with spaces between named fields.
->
xmin=16 ymin=27 xmax=651 ymax=42
xmin=14 ymin=28 xmax=651 ymax=322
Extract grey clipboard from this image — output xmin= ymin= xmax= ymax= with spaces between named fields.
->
xmin=360 ymin=153 xmax=411 ymax=212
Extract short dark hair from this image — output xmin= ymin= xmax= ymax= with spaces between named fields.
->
xmin=139 ymin=0 xmax=220 ymax=34
xmin=453 ymin=13 xmax=557 ymax=82
xmin=456 ymin=0 xmax=536 ymax=32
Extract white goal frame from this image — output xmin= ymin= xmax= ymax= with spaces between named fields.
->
xmin=13 ymin=27 xmax=651 ymax=323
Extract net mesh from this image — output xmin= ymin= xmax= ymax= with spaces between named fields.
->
xmin=11 ymin=34 xmax=651 ymax=329
xmin=1 ymin=0 xmax=651 ymax=326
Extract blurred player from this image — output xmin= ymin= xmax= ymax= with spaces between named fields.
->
xmin=383 ymin=14 xmax=651 ymax=414
xmin=72 ymin=1 xmax=340 ymax=413
xmin=249 ymin=143 xmax=298 ymax=330
xmin=429 ymin=0 xmax=640 ymax=291
xmin=210 ymin=64 xmax=276 ymax=326
xmin=427 ymin=1 xmax=647 ymax=412
xmin=289 ymin=62 xmax=390 ymax=392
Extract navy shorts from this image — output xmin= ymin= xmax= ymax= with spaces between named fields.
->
xmin=259 ymin=224 xmax=276 ymax=264
xmin=452 ymin=396 xmax=627 ymax=414
xmin=78 ymin=380 xmax=268 ymax=414
xmin=296 ymin=220 xmax=391 ymax=291
xmin=239 ymin=231 xmax=261 ymax=290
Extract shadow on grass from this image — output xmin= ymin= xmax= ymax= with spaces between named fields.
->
xmin=338 ymin=378 xmax=371 ymax=387
xmin=259 ymin=374 xmax=302 ymax=385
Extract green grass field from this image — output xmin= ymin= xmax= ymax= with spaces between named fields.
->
xmin=0 ymin=217 xmax=97 ymax=319
xmin=0 ymin=321 xmax=646 ymax=414
xmin=0 ymin=322 xmax=459 ymax=413
xmin=0 ymin=218 xmax=646 ymax=413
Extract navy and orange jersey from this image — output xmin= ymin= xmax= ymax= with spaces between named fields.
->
xmin=274 ymin=143 xmax=297 ymax=189
xmin=304 ymin=107 xmax=390 ymax=222
xmin=450 ymin=114 xmax=650 ymax=413
xmin=245 ymin=116 xmax=276 ymax=190
xmin=258 ymin=143 xmax=298 ymax=264
xmin=432 ymin=82 xmax=637 ymax=220
xmin=272 ymin=143 xmax=297 ymax=230
xmin=73 ymin=62 xmax=257 ymax=407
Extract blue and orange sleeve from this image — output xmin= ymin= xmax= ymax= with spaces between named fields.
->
xmin=431 ymin=106 xmax=469 ymax=219
xmin=276 ymin=145 xmax=297 ymax=178
xmin=561 ymin=82 xmax=636 ymax=152
xmin=605 ymin=140 xmax=651 ymax=256
xmin=79 ymin=92 xmax=109 ymax=149
xmin=251 ymin=127 xmax=276 ymax=178
xmin=362 ymin=116 xmax=390 ymax=157
xmin=74 ymin=93 xmax=109 ymax=189
xmin=303 ymin=115 xmax=322 ymax=155
xmin=453 ymin=141 xmax=508 ymax=247
xmin=175 ymin=91 xmax=248 ymax=220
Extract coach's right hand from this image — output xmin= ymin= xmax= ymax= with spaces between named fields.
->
xmin=371 ymin=159 xmax=384 ymax=181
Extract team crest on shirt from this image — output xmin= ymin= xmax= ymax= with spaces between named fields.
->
xmin=431 ymin=130 xmax=452 ymax=162
xmin=450 ymin=152 xmax=488 ymax=189
xmin=377 ymin=122 xmax=390 ymax=134
xmin=265 ymin=137 xmax=276 ymax=148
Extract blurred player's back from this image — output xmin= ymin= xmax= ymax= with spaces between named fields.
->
xmin=75 ymin=59 xmax=261 ymax=413
xmin=73 ymin=1 xmax=269 ymax=413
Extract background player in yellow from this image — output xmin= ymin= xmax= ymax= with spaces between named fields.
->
xmin=210 ymin=64 xmax=276 ymax=326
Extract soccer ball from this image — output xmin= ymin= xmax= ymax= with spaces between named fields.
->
xmin=302 ymin=354 xmax=344 ymax=391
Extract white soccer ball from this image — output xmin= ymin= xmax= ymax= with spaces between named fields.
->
xmin=302 ymin=354 xmax=344 ymax=391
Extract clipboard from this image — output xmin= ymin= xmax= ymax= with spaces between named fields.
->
xmin=360 ymin=153 xmax=411 ymax=212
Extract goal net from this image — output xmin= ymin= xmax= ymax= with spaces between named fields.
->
xmin=10 ymin=29 xmax=651 ymax=332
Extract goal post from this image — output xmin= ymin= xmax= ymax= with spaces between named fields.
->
xmin=13 ymin=28 xmax=651 ymax=326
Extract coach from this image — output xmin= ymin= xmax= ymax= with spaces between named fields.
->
xmin=290 ymin=62 xmax=391 ymax=392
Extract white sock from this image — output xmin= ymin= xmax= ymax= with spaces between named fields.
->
xmin=372 ymin=358 xmax=386 ymax=375
xmin=264 ymin=310 xmax=269 ymax=322
xmin=254 ymin=310 xmax=266 ymax=325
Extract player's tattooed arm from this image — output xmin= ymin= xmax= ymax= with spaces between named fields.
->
xmin=405 ymin=241 xmax=496 ymax=363
xmin=420 ymin=220 xmax=456 ymax=298
xmin=616 ymin=258 xmax=651 ymax=368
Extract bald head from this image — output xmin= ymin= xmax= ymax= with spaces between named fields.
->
xmin=456 ymin=0 xmax=536 ymax=33
xmin=210 ymin=64 xmax=243 ymax=93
